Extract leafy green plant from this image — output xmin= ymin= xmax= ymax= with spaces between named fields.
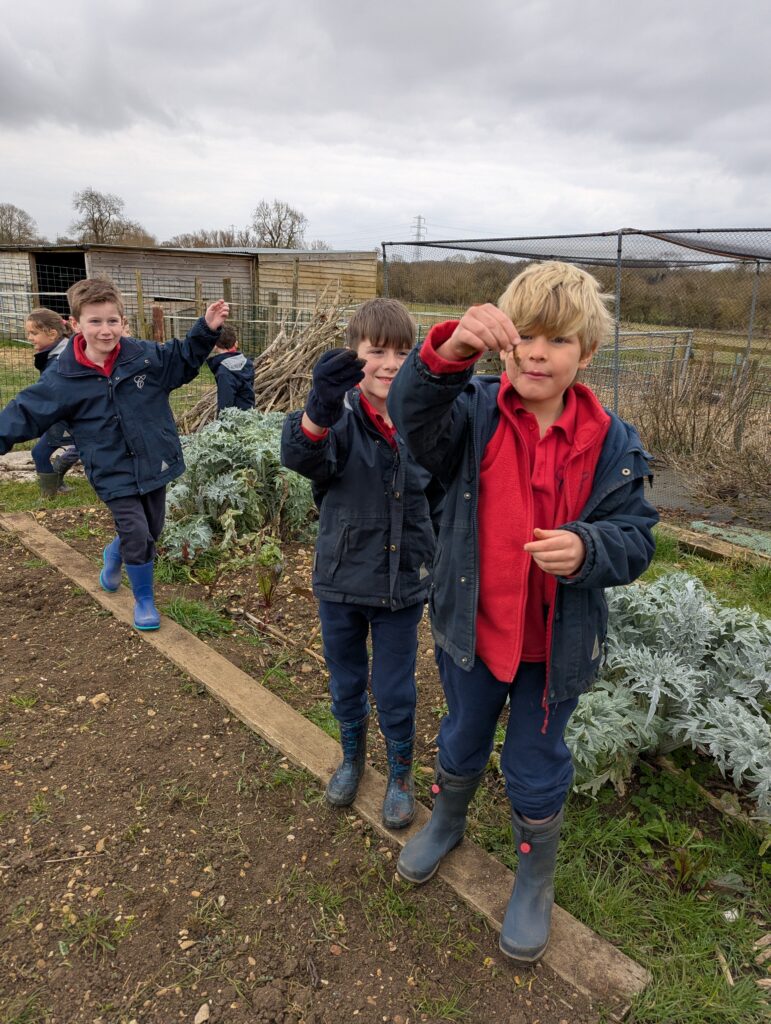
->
xmin=565 ymin=571 xmax=771 ymax=819
xmin=162 ymin=409 xmax=315 ymax=561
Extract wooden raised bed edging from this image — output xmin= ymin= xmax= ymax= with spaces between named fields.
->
xmin=1 ymin=511 xmax=650 ymax=1017
xmin=657 ymin=522 xmax=771 ymax=565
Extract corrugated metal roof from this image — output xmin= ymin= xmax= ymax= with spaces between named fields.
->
xmin=0 ymin=243 xmax=376 ymax=257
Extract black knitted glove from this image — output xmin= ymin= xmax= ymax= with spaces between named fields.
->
xmin=305 ymin=349 xmax=366 ymax=427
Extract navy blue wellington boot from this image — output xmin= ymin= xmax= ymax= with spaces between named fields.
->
xmin=99 ymin=536 xmax=123 ymax=592
xmin=326 ymin=716 xmax=369 ymax=807
xmin=499 ymin=807 xmax=564 ymax=962
xmin=382 ymin=735 xmax=415 ymax=829
xmin=124 ymin=561 xmax=161 ymax=631
xmin=396 ymin=758 xmax=484 ymax=884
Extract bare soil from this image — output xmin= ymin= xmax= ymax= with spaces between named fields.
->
xmin=0 ymin=517 xmax=596 ymax=1024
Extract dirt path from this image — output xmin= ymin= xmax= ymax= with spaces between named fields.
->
xmin=0 ymin=528 xmax=596 ymax=1024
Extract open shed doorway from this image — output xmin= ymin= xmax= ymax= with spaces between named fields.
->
xmin=32 ymin=251 xmax=87 ymax=317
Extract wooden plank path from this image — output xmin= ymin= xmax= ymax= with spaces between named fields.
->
xmin=1 ymin=511 xmax=650 ymax=1016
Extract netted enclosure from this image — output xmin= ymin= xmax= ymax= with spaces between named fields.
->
xmin=382 ymin=229 xmax=771 ymax=525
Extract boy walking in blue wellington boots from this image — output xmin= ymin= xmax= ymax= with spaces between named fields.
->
xmin=388 ymin=262 xmax=657 ymax=962
xmin=0 ymin=278 xmax=228 ymax=630
xmin=281 ymin=298 xmax=438 ymax=830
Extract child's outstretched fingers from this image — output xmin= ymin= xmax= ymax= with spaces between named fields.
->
xmin=205 ymin=299 xmax=230 ymax=330
xmin=442 ymin=304 xmax=520 ymax=360
xmin=524 ymin=528 xmax=586 ymax=577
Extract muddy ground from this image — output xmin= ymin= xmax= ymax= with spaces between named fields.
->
xmin=0 ymin=517 xmax=597 ymax=1024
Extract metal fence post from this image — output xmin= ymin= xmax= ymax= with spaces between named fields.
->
xmin=381 ymin=243 xmax=389 ymax=297
xmin=743 ymin=261 xmax=760 ymax=363
xmin=679 ymin=330 xmax=693 ymax=386
xmin=613 ymin=231 xmax=623 ymax=414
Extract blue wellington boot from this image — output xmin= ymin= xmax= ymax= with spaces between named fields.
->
xmin=396 ymin=758 xmax=484 ymax=884
xmin=382 ymin=735 xmax=416 ymax=829
xmin=124 ymin=561 xmax=161 ymax=631
xmin=99 ymin=536 xmax=123 ymax=592
xmin=499 ymin=807 xmax=564 ymax=963
xmin=326 ymin=716 xmax=369 ymax=807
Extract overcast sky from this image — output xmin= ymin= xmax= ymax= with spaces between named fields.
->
xmin=1 ymin=0 xmax=769 ymax=249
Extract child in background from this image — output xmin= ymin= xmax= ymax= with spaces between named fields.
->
xmin=0 ymin=278 xmax=229 ymax=630
xmin=25 ymin=308 xmax=80 ymax=496
xmin=207 ymin=324 xmax=255 ymax=414
xmin=281 ymin=298 xmax=437 ymax=829
xmin=388 ymin=262 xmax=657 ymax=962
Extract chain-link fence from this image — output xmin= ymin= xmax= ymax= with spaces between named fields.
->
xmin=0 ymin=256 xmax=361 ymax=419
xmin=382 ymin=229 xmax=771 ymax=523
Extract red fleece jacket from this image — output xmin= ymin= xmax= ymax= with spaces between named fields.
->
xmin=421 ymin=321 xmax=610 ymax=682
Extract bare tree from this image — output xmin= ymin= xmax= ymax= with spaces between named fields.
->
xmin=118 ymin=220 xmax=157 ymax=246
xmin=251 ymin=199 xmax=308 ymax=248
xmin=69 ymin=187 xmax=135 ymax=244
xmin=0 ymin=203 xmax=42 ymax=244
xmin=163 ymin=226 xmax=256 ymax=248
xmin=309 ymin=238 xmax=332 ymax=251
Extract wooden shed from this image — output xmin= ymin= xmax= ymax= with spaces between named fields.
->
xmin=0 ymin=244 xmax=377 ymax=351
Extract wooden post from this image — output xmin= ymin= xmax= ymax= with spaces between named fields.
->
xmin=251 ymin=258 xmax=260 ymax=353
xmin=135 ymin=270 xmax=149 ymax=339
xmin=194 ymin=277 xmax=204 ymax=317
xmin=291 ymin=258 xmax=300 ymax=323
xmin=267 ymin=291 xmax=278 ymax=345
xmin=152 ymin=304 xmax=165 ymax=343
xmin=222 ymin=277 xmax=232 ymax=303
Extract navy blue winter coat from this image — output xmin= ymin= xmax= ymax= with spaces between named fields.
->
xmin=207 ymin=350 xmax=255 ymax=412
xmin=33 ymin=338 xmax=77 ymax=450
xmin=280 ymin=391 xmax=438 ymax=610
xmin=387 ymin=348 xmax=659 ymax=702
xmin=34 ymin=338 xmax=68 ymax=376
xmin=0 ymin=318 xmax=220 ymax=501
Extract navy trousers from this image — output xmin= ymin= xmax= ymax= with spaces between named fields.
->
xmin=31 ymin=421 xmax=79 ymax=474
xmin=318 ymin=600 xmax=424 ymax=742
xmin=436 ymin=650 xmax=578 ymax=820
xmin=104 ymin=486 xmax=166 ymax=565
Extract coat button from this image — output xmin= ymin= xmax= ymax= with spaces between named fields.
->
xmin=461 ymin=656 xmax=469 ymax=664
xmin=459 ymin=576 xmax=466 ymax=583
xmin=390 ymin=544 xmax=397 ymax=552
xmin=463 ymin=491 xmax=471 ymax=500
xmin=621 ymin=467 xmax=631 ymax=476
xmin=394 ymin=491 xmax=401 ymax=499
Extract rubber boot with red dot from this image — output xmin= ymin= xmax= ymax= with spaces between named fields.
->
xmin=396 ymin=757 xmax=484 ymax=884
xmin=499 ymin=807 xmax=564 ymax=962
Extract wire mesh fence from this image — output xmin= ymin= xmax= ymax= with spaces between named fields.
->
xmin=2 ymin=232 xmax=769 ymax=525
xmin=382 ymin=230 xmax=771 ymax=522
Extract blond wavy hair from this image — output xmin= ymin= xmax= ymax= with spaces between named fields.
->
xmin=498 ymin=261 xmax=613 ymax=357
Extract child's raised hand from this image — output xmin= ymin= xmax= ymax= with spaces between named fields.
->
xmin=304 ymin=348 xmax=366 ymax=428
xmin=437 ymin=303 xmax=520 ymax=360
xmin=524 ymin=528 xmax=586 ymax=577
xmin=205 ymin=300 xmax=230 ymax=331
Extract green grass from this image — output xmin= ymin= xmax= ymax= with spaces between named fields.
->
xmin=161 ymin=597 xmax=232 ymax=636
xmin=59 ymin=911 xmax=135 ymax=961
xmin=303 ymin=700 xmax=339 ymax=740
xmin=8 ymin=694 xmax=38 ymax=710
xmin=0 ymin=477 xmax=97 ymax=513
xmin=467 ymin=762 xmax=771 ymax=1024
xmin=0 ymin=990 xmax=50 ymax=1024
xmin=646 ymin=527 xmax=771 ymax=617
xmin=26 ymin=793 xmax=51 ymax=824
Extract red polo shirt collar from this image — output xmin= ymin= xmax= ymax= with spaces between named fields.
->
xmin=72 ymin=334 xmax=121 ymax=376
